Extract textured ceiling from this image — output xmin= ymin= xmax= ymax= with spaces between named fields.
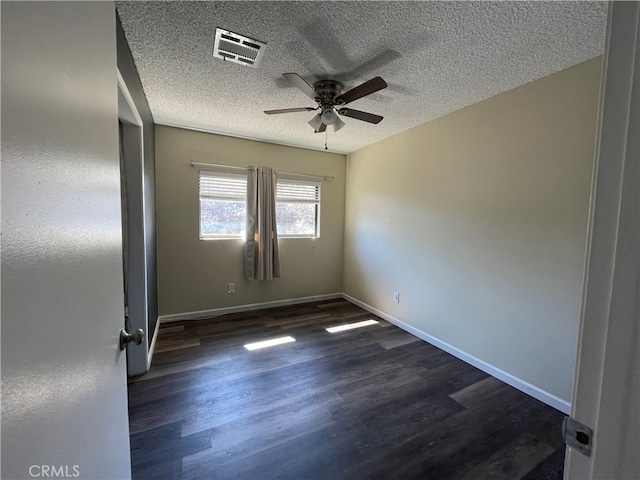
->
xmin=116 ymin=1 xmax=607 ymax=154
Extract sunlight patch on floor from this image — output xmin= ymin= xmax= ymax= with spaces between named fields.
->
xmin=326 ymin=319 xmax=379 ymax=333
xmin=244 ymin=336 xmax=296 ymax=351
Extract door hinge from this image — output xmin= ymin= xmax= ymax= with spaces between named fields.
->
xmin=563 ymin=416 xmax=593 ymax=457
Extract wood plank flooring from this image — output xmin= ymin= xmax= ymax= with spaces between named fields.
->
xmin=128 ymin=299 xmax=566 ymax=479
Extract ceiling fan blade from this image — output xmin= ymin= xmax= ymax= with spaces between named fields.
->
xmin=336 ymin=76 xmax=387 ymax=105
xmin=338 ymin=108 xmax=384 ymax=124
xmin=264 ymin=107 xmax=316 ymax=115
xmin=283 ymin=73 xmax=318 ymax=100
xmin=314 ymin=123 xmax=327 ymax=133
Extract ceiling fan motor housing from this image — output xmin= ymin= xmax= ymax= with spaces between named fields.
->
xmin=313 ymin=80 xmax=344 ymax=106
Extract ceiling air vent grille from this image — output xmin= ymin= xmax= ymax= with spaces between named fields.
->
xmin=213 ymin=28 xmax=266 ymax=67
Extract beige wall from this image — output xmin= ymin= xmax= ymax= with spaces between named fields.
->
xmin=343 ymin=58 xmax=602 ymax=403
xmin=155 ymin=126 xmax=346 ymax=316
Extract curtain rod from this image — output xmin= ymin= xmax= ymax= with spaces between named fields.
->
xmin=190 ymin=161 xmax=334 ymax=181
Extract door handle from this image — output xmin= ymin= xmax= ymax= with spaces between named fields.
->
xmin=119 ymin=328 xmax=145 ymax=350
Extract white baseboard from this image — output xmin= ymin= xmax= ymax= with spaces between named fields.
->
xmin=158 ymin=293 xmax=343 ymax=324
xmin=342 ymin=293 xmax=572 ymax=414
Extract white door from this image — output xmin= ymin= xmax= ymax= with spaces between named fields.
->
xmin=564 ymin=2 xmax=639 ymax=479
xmin=1 ymin=2 xmax=132 ymax=478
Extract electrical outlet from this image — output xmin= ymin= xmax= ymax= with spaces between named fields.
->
xmin=228 ymin=282 xmax=235 ymax=294
xmin=393 ymin=291 xmax=400 ymax=303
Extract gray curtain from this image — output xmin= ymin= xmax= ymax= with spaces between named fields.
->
xmin=245 ymin=166 xmax=280 ymax=280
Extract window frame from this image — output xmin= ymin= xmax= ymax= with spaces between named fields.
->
xmin=198 ymin=169 xmax=247 ymax=240
xmin=275 ymin=177 xmax=321 ymax=239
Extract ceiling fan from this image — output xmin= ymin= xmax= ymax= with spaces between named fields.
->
xmin=264 ymin=73 xmax=387 ymax=133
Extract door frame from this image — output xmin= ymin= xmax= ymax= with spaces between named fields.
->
xmin=565 ymin=1 xmax=639 ymax=478
xmin=118 ymin=68 xmax=156 ymax=375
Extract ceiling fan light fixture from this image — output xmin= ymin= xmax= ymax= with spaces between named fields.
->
xmin=321 ymin=108 xmax=337 ymax=125
xmin=308 ymin=113 xmax=323 ymax=130
xmin=333 ymin=116 xmax=345 ymax=132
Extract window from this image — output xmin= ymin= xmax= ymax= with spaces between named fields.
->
xmin=199 ymin=171 xmax=247 ymax=239
xmin=276 ymin=178 xmax=320 ymax=237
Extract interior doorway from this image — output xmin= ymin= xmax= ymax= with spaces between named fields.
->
xmin=118 ymin=69 xmax=151 ymax=376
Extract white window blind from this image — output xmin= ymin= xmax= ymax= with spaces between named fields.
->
xmin=276 ymin=179 xmax=320 ymax=204
xmin=200 ymin=171 xmax=247 ymax=200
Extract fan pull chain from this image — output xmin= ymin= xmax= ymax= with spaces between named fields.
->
xmin=325 ymin=129 xmax=328 ymax=151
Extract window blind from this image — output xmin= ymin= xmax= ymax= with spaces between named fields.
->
xmin=276 ymin=179 xmax=320 ymax=204
xmin=199 ymin=171 xmax=246 ymax=200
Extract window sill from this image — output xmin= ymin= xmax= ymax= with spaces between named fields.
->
xmin=278 ymin=235 xmax=319 ymax=239
xmin=200 ymin=236 xmax=245 ymax=241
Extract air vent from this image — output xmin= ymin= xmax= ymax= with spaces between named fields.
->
xmin=213 ymin=28 xmax=265 ymax=67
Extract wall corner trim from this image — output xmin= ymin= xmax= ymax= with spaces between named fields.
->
xmin=157 ymin=293 xmax=343 ymax=323
xmin=342 ymin=293 xmax=572 ymax=414
xmin=145 ymin=318 xmax=161 ymax=371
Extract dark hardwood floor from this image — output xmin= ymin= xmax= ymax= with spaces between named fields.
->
xmin=128 ymin=299 xmax=566 ymax=479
